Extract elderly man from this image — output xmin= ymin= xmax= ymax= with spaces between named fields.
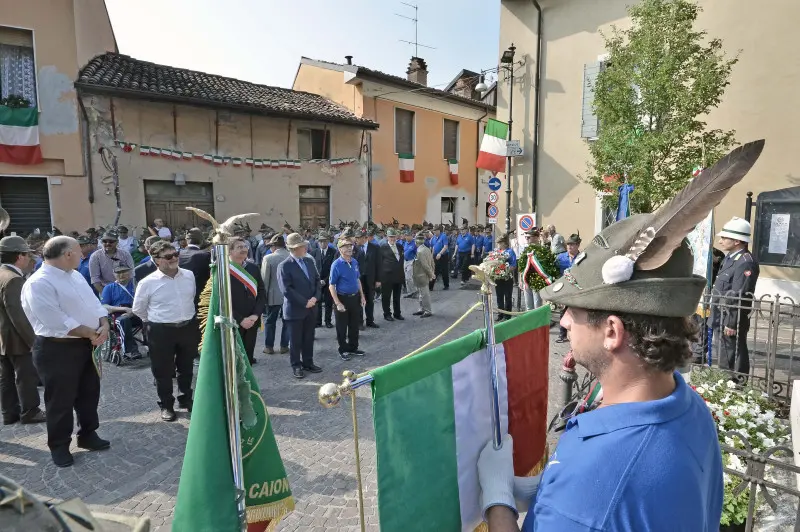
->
xmin=22 ymin=236 xmax=111 ymax=467
xmin=88 ymin=231 xmax=134 ymax=294
xmin=547 ymin=224 xmax=566 ymax=255
xmin=77 ymin=235 xmax=96 ymax=291
xmin=329 ymin=238 xmax=366 ymax=360
xmin=354 ymin=230 xmax=380 ymax=329
xmin=0 ymin=236 xmax=44 ymax=425
xmin=148 ymin=218 xmax=172 ymax=240
xmin=277 ymin=233 xmax=322 ymax=379
xmin=312 ymin=232 xmax=338 ymax=329
xmin=378 ymin=228 xmax=405 ymax=322
xmin=411 ymin=232 xmax=435 ymax=318
xmin=134 ymin=235 xmax=161 ymax=284
xmin=100 ymin=265 xmax=142 ymax=360
xmin=132 ymin=241 xmax=197 ymax=422
xmin=261 ymin=234 xmax=290 ymax=355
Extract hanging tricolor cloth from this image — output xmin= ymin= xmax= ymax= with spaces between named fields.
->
xmin=399 ymin=153 xmax=414 ymax=183
xmin=229 ymin=262 xmax=257 ymax=297
xmin=448 ymin=159 xmax=458 ymax=185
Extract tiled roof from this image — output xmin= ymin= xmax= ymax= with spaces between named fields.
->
xmin=300 ymin=58 xmax=496 ymax=111
xmin=76 ymin=53 xmax=377 ymax=129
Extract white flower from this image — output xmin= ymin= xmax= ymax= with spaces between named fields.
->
xmin=766 ymin=424 xmax=775 ymax=434
xmin=763 ymin=437 xmax=776 ymax=448
xmin=729 ymin=455 xmax=745 ymax=472
xmin=724 ymin=436 xmax=735 ymax=446
xmin=747 ymin=421 xmax=756 ymax=429
xmin=727 ymin=381 xmax=737 ymax=389
xmin=738 ymin=418 xmax=747 ymax=426
xmin=764 ymin=411 xmax=775 ymax=420
xmin=697 ymin=386 xmax=706 ymax=395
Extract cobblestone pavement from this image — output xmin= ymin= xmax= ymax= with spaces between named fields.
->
xmin=0 ymin=282 xmax=574 ymax=531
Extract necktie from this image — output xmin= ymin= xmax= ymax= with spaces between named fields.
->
xmin=297 ymin=258 xmax=310 ymax=279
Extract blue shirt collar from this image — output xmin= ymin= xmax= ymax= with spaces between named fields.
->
xmin=571 ymin=372 xmax=692 ymax=438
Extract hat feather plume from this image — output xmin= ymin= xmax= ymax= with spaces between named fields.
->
xmin=624 ymin=139 xmax=765 ymax=271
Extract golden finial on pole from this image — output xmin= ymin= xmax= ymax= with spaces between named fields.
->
xmin=185 ymin=207 xmax=260 ymax=245
xmin=469 ymin=261 xmax=500 ymax=294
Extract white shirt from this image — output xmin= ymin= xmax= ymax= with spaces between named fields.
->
xmin=157 ymin=227 xmax=172 ymax=239
xmin=132 ymin=267 xmax=196 ymax=323
xmin=21 ymin=263 xmax=108 ymax=338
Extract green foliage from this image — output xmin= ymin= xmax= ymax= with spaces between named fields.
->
xmin=518 ymin=244 xmax=560 ymax=291
xmin=585 ymin=0 xmax=738 ymax=214
xmin=0 ymin=95 xmax=32 ymax=108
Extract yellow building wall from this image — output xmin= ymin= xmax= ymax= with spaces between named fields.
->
xmin=81 ymin=95 xmax=368 ymax=231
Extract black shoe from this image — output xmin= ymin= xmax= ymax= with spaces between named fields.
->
xmin=351 ymin=349 xmax=366 ymax=356
xmin=20 ymin=410 xmax=46 ymax=424
xmin=555 ymin=337 xmax=568 ymax=344
xmin=292 ymin=367 xmax=305 ymax=379
xmin=421 ymin=312 xmax=433 ymax=318
xmin=77 ymin=433 xmax=111 ymax=451
xmin=412 ymin=310 xmax=424 ymax=316
xmin=2 ymin=416 xmax=19 ymax=425
xmin=359 ymin=324 xmax=366 ymax=331
xmin=394 ymin=315 xmax=405 ymax=321
xmin=51 ymin=447 xmax=74 ymax=468
xmin=178 ymin=399 xmax=193 ymax=412
xmin=443 ymin=286 xmax=449 ymax=290
xmin=384 ymin=315 xmax=395 ymax=322
xmin=366 ymin=322 xmax=380 ymax=329
xmin=339 ymin=352 xmax=352 ymax=361
xmin=315 ymin=323 xmax=323 ymax=328
xmin=303 ymin=364 xmax=323 ymax=373
xmin=161 ymin=408 xmax=177 ymax=422
xmin=325 ymin=323 xmax=334 ymax=329
xmin=249 ymin=358 xmax=257 ymax=365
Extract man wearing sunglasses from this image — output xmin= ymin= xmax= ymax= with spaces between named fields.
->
xmin=132 ymin=241 xmax=197 ymax=422
xmin=88 ymin=232 xmax=134 ymax=294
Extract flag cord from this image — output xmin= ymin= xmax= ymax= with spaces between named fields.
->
xmin=350 ymin=393 xmax=367 ymax=532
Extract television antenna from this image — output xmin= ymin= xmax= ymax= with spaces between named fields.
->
xmin=395 ymin=2 xmax=436 ymax=57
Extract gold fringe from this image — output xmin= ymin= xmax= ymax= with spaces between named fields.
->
xmin=247 ymin=496 xmax=295 ymax=530
xmin=196 ymin=275 xmax=214 ymax=351
xmin=474 ymin=521 xmax=489 ymax=532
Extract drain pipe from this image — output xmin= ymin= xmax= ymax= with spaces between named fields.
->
xmin=531 ymin=0 xmax=543 ymax=218
xmin=77 ymin=92 xmax=95 ymax=204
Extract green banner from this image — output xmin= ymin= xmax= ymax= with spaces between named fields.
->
xmin=173 ymin=267 xmax=293 ymax=531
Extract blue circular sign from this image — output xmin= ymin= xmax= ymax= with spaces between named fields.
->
xmin=487 ymin=205 xmax=499 ymax=217
xmin=488 ymin=176 xmax=502 ymax=191
xmin=519 ymin=215 xmax=534 ymax=230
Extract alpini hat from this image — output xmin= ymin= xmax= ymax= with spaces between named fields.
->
xmin=386 ymin=228 xmax=399 ymax=237
xmin=415 ymin=232 xmax=426 ymax=241
xmin=540 ymin=140 xmax=765 ymax=317
xmin=285 ymin=233 xmax=308 ymax=249
xmin=337 ymin=238 xmax=354 ymax=248
xmin=0 ymin=236 xmax=31 ymax=253
xmin=717 ymin=217 xmax=752 ymax=244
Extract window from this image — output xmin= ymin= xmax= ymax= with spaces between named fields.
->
xmin=752 ymin=187 xmax=800 ymax=268
xmin=440 ymin=197 xmax=456 ymax=225
xmin=580 ymin=61 xmax=605 ymax=139
xmin=297 ymin=128 xmax=330 ymax=159
xmin=443 ymin=119 xmax=459 ymax=160
xmin=395 ymin=108 xmax=415 ymax=155
xmin=0 ymin=27 xmax=36 ymax=107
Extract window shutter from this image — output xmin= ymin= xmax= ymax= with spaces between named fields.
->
xmin=581 ymin=62 xmax=602 ymax=138
xmin=443 ymin=119 xmax=459 ymax=160
xmin=297 ymin=129 xmax=312 ymax=159
xmin=395 ymin=108 xmax=415 ymax=154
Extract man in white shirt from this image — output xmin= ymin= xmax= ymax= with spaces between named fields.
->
xmin=148 ymin=218 xmax=172 ymax=240
xmin=132 ymin=240 xmax=198 ymax=422
xmin=21 ymin=236 xmax=111 ymax=468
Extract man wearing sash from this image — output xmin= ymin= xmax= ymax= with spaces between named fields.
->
xmin=228 ymin=237 xmax=267 ymax=365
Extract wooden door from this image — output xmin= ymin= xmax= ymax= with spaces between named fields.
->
xmin=144 ymin=181 xmax=215 ymax=234
xmin=298 ymin=186 xmax=330 ymax=229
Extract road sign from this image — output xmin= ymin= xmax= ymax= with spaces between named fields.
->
xmin=518 ymin=214 xmax=534 ymax=231
xmin=487 ymin=217 xmax=498 ymax=224
xmin=515 ymin=213 xmax=537 ymax=255
xmin=487 ymin=176 xmax=502 ymax=191
xmin=506 ymin=140 xmax=523 ymax=157
xmin=487 ymin=205 xmax=499 ymax=218
xmin=488 ymin=192 xmax=499 ymax=204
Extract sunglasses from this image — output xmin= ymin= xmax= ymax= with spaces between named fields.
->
xmin=102 ymin=240 xmax=116 ymax=244
xmin=158 ymin=252 xmax=179 ymax=260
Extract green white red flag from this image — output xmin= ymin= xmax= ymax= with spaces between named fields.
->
xmin=0 ymin=107 xmax=43 ymax=165
xmin=448 ymin=159 xmax=458 ymax=185
xmin=476 ymin=119 xmax=508 ymax=174
xmin=371 ymin=307 xmax=550 ymax=531
xmin=399 ymin=153 xmax=414 ymax=183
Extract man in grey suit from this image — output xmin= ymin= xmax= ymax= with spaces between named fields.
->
xmin=0 ymin=236 xmax=44 ymax=425
xmin=277 ymin=233 xmax=321 ymax=379
xmin=260 ymin=234 xmax=290 ymax=355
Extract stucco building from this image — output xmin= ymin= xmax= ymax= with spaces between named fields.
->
xmin=294 ymin=56 xmax=496 ymax=226
xmin=497 ymin=0 xmax=800 ymax=299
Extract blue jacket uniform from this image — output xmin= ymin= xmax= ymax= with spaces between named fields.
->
xmin=403 ymin=240 xmax=417 ymax=261
xmin=456 ymin=234 xmax=474 ymax=253
xmin=482 ymin=235 xmax=494 ymax=254
xmin=431 ymin=233 xmax=448 ymax=256
xmin=555 ymin=251 xmax=577 ymax=275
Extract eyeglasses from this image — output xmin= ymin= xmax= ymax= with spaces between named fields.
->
xmin=102 ymin=240 xmax=116 ymax=244
xmin=158 ymin=252 xmax=179 ymax=260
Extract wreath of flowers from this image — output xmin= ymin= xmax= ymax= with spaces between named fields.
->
xmin=518 ymin=243 xmax=560 ymax=292
xmin=485 ymin=250 xmax=514 ymax=282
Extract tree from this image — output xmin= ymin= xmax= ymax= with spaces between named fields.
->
xmin=585 ymin=0 xmax=738 ymax=214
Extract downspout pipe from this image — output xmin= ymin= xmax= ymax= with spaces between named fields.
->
xmin=77 ymin=91 xmax=95 ymax=204
xmin=531 ymin=0 xmax=543 ymax=217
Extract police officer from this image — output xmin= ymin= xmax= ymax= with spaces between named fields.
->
xmin=711 ymin=217 xmax=759 ymax=375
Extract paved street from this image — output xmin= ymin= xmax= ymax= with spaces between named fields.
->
xmin=0 ymin=282 xmax=574 ymax=531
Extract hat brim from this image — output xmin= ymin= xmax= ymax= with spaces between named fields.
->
xmin=717 ymin=230 xmax=751 ymax=243
xmin=286 ymin=240 xmax=309 ymax=249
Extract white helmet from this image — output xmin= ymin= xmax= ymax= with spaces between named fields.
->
xmin=717 ymin=216 xmax=751 ymax=243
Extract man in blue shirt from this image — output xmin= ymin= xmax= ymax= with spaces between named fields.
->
xmin=429 ymin=225 xmax=450 ymax=291
xmin=76 ymin=235 xmax=96 ymax=292
xmin=555 ymin=234 xmax=581 ymax=343
xmin=100 ymin=265 xmax=142 ymax=359
xmin=476 ymin=212 xmax=725 ymax=532
xmin=329 ymin=239 xmax=366 ymax=361
xmin=402 ymin=231 xmax=418 ymax=298
xmin=456 ymin=226 xmax=475 ymax=285
xmin=482 ymin=227 xmax=494 ymax=258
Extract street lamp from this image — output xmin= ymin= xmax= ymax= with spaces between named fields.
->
xmin=502 ymin=44 xmax=516 ymax=234
xmin=475 ymin=74 xmax=488 ymax=94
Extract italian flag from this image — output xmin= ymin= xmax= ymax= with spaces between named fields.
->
xmin=371 ymin=307 xmax=550 ymax=532
xmin=692 ymin=165 xmax=703 ymax=177
xmin=399 ymin=153 xmax=414 ymax=183
xmin=448 ymin=158 xmax=459 ymax=185
xmin=230 ymin=261 xmax=257 ymax=297
xmin=0 ymin=107 xmax=43 ymax=165
xmin=476 ymin=119 xmax=508 ymax=175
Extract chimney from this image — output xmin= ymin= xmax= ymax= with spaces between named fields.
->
xmin=345 ymin=55 xmax=353 ymax=65
xmin=407 ymin=57 xmax=428 ymax=86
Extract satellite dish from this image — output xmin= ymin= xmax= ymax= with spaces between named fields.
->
xmin=0 ymin=207 xmax=10 ymax=233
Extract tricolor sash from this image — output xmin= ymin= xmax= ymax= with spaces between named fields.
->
xmin=230 ymin=262 xmax=257 ymax=297
xmin=523 ymin=252 xmax=553 ymax=286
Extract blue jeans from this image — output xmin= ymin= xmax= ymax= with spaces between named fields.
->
xmin=264 ymin=305 xmax=289 ymax=349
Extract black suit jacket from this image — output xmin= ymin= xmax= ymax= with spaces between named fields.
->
xmin=312 ymin=244 xmax=339 ymax=283
xmin=230 ymin=261 xmax=267 ymax=325
xmin=179 ymin=246 xmax=212 ymax=304
xmin=355 ymin=242 xmax=381 ymax=286
xmin=711 ymin=249 xmax=760 ymax=329
xmin=379 ymin=242 xmax=405 ymax=285
xmin=134 ymin=259 xmax=157 ymax=285
xmin=277 ymin=256 xmax=321 ymax=320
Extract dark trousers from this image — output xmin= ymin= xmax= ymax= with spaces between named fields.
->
xmin=495 ymin=279 xmax=513 ymax=315
xmin=361 ymin=277 xmax=376 ymax=324
xmin=316 ymin=288 xmax=334 ymax=326
xmin=431 ymin=253 xmax=450 ymax=290
xmin=286 ymin=311 xmax=315 ymax=368
xmin=32 ymin=337 xmax=99 ymax=450
xmin=459 ymin=251 xmax=473 ymax=282
xmin=146 ymin=321 xmax=198 ymax=409
xmin=117 ymin=314 xmax=142 ymax=354
xmin=0 ymin=353 xmax=41 ymax=422
xmin=721 ymin=321 xmax=750 ymax=375
xmin=239 ymin=320 xmax=259 ymax=363
xmin=336 ymin=294 xmax=361 ymax=353
xmin=451 ymin=249 xmax=460 ymax=276
xmin=381 ymin=282 xmax=402 ymax=318
xmin=264 ymin=305 xmax=289 ymax=349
